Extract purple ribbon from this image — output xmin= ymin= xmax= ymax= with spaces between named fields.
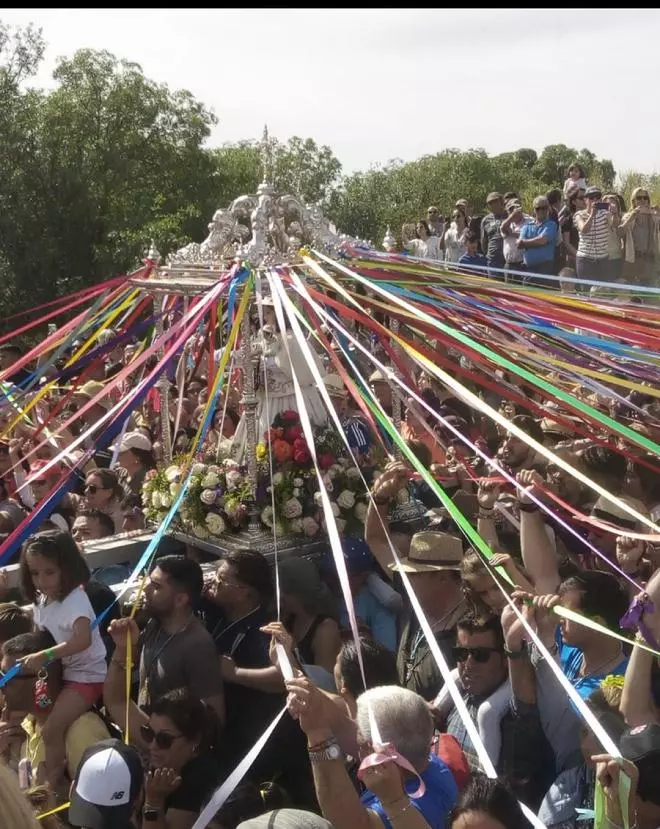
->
xmin=620 ymin=593 xmax=660 ymax=651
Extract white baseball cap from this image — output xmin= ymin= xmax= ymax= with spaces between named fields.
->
xmin=69 ymin=739 xmax=144 ymax=829
xmin=112 ymin=431 xmax=152 ymax=453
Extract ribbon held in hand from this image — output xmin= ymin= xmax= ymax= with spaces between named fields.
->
xmin=357 ymin=742 xmax=426 ymax=799
xmin=620 ymin=592 xmax=660 ymax=651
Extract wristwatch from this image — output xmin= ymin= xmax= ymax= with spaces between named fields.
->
xmin=309 ymin=738 xmax=343 ymax=763
xmin=504 ymin=642 xmax=527 ymax=659
xmin=143 ymin=804 xmax=162 ymax=822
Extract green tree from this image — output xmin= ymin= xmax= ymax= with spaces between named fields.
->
xmin=209 ymin=135 xmax=342 ymax=207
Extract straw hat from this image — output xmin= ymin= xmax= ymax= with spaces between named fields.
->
xmin=389 ymin=531 xmax=463 ymax=574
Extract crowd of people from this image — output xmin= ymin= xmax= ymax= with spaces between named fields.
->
xmin=399 ymin=162 xmax=660 ymax=289
xmin=0 ymin=234 xmax=659 ymax=829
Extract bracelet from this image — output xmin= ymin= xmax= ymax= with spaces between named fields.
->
xmin=518 ymin=501 xmax=539 ymax=513
xmin=44 ymin=648 xmax=55 ymax=663
xmin=478 ymin=508 xmax=495 ymax=519
xmin=384 ymin=799 xmax=413 ymax=820
xmin=504 ymin=643 xmax=527 ymax=659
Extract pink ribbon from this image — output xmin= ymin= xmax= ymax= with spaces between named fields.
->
xmin=357 ymin=742 xmax=426 ymax=799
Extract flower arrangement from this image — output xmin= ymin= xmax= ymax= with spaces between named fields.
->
xmin=142 ymin=458 xmax=252 ymax=540
xmin=142 ymin=410 xmax=382 ymax=541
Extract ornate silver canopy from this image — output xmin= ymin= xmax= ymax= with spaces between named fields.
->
xmin=166 ymin=127 xmax=368 ymax=270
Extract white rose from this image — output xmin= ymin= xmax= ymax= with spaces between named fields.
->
xmin=347 ymin=467 xmax=361 ymax=480
xmin=151 ymin=491 xmax=162 ymax=509
xmin=274 ymin=522 xmax=286 ymax=537
xmin=200 ymin=489 xmax=217 ymax=505
xmin=293 ymin=478 xmax=303 ymax=487
xmin=302 ymin=516 xmax=319 ymax=537
xmin=335 ymin=518 xmax=347 ymax=534
xmin=165 ymin=465 xmax=181 ymax=483
xmin=354 ymin=502 xmax=368 ymax=522
xmin=337 ymin=489 xmax=355 ymax=510
xmin=193 ymin=524 xmax=210 ymax=539
xmin=314 ymin=492 xmax=323 ymax=506
xmin=206 ymin=513 xmax=226 ymax=535
xmin=169 ymin=482 xmax=181 ymax=498
xmin=331 ymin=501 xmax=340 ymax=517
xmin=282 ymin=497 xmax=302 ymax=519
xmin=223 ymin=458 xmax=239 ymax=470
xmin=191 ymin=463 xmax=206 ymax=476
xmin=226 ymin=469 xmax=242 ymax=491
xmin=290 ymin=518 xmax=303 ymax=534
xmin=201 ymin=473 xmax=220 ymax=489
xmin=293 ymin=488 xmax=300 ymax=497
xmin=261 ymin=506 xmax=274 ymax=527
xmin=272 ymin=472 xmax=284 ymax=485
xmin=160 ymin=494 xmax=172 ymax=509
xmin=327 ymin=465 xmax=342 ymax=480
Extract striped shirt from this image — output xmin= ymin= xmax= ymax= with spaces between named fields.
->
xmin=574 ymin=209 xmax=610 ymax=259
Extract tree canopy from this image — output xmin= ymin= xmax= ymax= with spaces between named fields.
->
xmin=0 ymin=18 xmax=652 ymax=317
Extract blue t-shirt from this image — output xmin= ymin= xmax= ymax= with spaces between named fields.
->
xmin=519 ymin=219 xmax=557 ymax=266
xmin=360 ymin=753 xmax=457 ymax=829
xmin=339 ymin=586 xmax=397 ymax=652
xmin=557 ymin=628 xmax=628 ymax=700
xmin=458 ymin=252 xmax=488 ymax=272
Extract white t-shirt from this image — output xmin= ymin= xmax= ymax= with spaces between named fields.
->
xmin=407 ymin=236 xmax=443 ymax=260
xmin=34 ymin=587 xmax=107 ymax=683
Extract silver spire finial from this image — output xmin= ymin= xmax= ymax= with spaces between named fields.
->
xmin=147 ymin=239 xmax=161 ymax=263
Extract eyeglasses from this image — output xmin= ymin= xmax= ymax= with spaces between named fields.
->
xmin=140 ymin=723 xmax=185 ymax=750
xmin=451 ymin=646 xmax=501 ymax=663
xmin=427 ymin=209 xmax=438 ymax=214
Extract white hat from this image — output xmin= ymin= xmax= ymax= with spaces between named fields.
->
xmin=238 ymin=810 xmax=334 ymax=829
xmin=323 ymin=373 xmax=345 ymax=397
xmin=69 ymin=739 xmax=144 ymax=829
xmin=113 ymin=431 xmax=152 ymax=453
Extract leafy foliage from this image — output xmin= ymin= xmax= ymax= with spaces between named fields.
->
xmin=0 ymin=18 xmax=650 ymax=321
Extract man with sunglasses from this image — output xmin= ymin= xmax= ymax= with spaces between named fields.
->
xmin=426 ymin=206 xmax=445 ymax=239
xmin=439 ymin=614 xmax=554 ymax=809
xmin=517 ymin=196 xmax=559 ymax=287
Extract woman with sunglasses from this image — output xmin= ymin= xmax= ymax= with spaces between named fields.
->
xmin=620 ymin=187 xmax=660 ymax=286
xmin=104 ymin=618 xmax=223 ymax=829
xmin=84 ymin=468 xmax=124 ymax=534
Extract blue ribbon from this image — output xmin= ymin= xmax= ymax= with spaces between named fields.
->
xmin=226 ymin=268 xmax=250 ymax=332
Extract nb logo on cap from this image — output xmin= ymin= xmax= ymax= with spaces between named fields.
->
xmin=111 ymin=791 xmax=125 ymax=801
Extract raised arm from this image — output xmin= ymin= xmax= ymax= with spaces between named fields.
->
xmin=364 ymin=462 xmax=410 ymax=578
xmin=620 ymin=570 xmax=660 ymax=727
xmin=517 ymin=470 xmax=560 ymax=594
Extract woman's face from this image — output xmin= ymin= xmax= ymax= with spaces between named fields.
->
xmin=416 ymin=222 xmax=428 ymax=239
xmin=569 ymin=166 xmax=581 ymax=180
xmin=466 ymin=573 xmax=506 ymax=612
xmin=145 ymin=713 xmax=197 ymax=772
xmin=85 ymin=474 xmax=113 ymax=509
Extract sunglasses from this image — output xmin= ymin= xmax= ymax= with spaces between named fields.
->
xmin=636 ymin=195 xmax=650 ymax=202
xmin=140 ymin=723 xmax=184 ymax=750
xmin=85 ymin=484 xmax=104 ymax=494
xmin=452 ymin=646 xmax=500 ymax=663
xmin=534 ymin=205 xmax=549 ymax=211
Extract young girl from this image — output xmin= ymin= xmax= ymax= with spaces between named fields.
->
xmin=17 ymin=530 xmax=107 ymax=791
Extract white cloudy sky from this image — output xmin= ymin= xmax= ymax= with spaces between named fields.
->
xmin=3 ymin=8 xmax=660 ymax=178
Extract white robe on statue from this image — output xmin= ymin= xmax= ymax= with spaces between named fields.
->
xmin=232 ymin=330 xmax=328 ymax=458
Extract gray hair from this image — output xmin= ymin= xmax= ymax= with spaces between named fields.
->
xmin=356 ymin=685 xmax=433 ymax=771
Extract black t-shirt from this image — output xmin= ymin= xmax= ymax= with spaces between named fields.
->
xmin=201 ymin=601 xmax=284 ymax=758
xmin=164 ymin=753 xmax=221 ymax=814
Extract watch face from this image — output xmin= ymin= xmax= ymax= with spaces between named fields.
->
xmin=327 ymin=743 xmax=342 ymax=760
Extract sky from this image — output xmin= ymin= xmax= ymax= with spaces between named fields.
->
xmin=3 ymin=8 xmax=660 ymax=179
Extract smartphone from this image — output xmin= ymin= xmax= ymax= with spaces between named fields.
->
xmin=595 ymin=202 xmax=609 ymax=212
